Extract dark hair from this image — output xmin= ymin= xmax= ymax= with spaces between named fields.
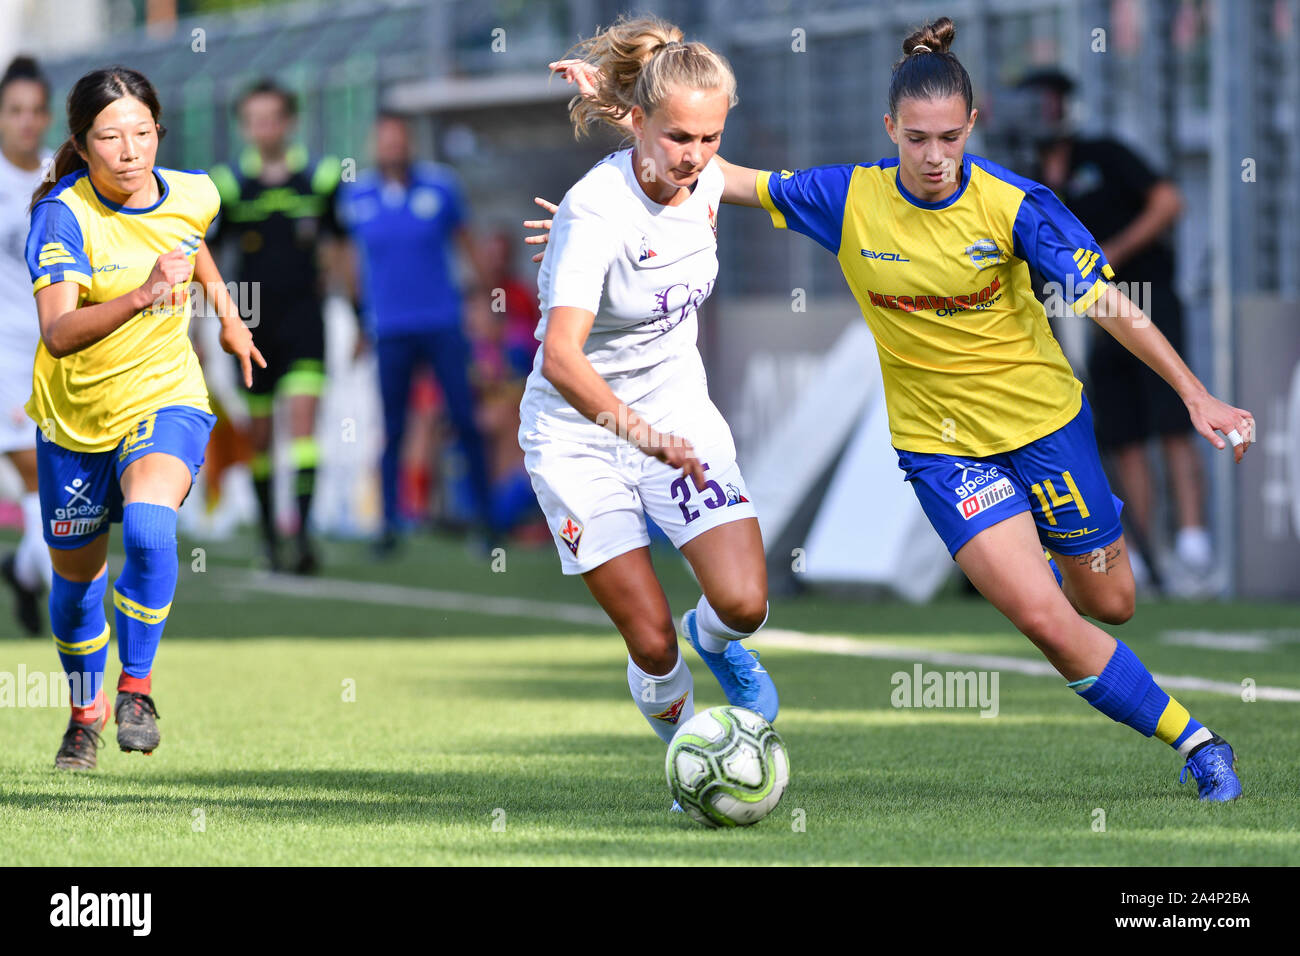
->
xmin=31 ymin=65 xmax=166 ymax=210
xmin=237 ymin=78 xmax=297 ymax=118
xmin=888 ymin=17 xmax=973 ymax=119
xmin=374 ymin=110 xmax=409 ymax=127
xmin=0 ymin=55 xmax=50 ymax=108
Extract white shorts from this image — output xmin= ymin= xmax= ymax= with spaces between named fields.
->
xmin=520 ymin=394 xmax=758 ymax=575
xmin=0 ymin=358 xmax=34 ymax=453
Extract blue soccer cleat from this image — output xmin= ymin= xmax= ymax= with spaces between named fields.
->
xmin=670 ymin=800 xmax=684 ymax=814
xmin=681 ymin=609 xmax=779 ymax=723
xmin=1179 ymin=735 xmax=1243 ymax=801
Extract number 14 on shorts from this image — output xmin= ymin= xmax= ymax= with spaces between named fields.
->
xmin=1030 ymin=470 xmax=1089 ymax=525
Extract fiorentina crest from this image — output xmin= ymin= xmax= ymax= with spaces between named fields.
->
xmin=558 ymin=516 xmax=583 ymax=556
xmin=652 ymin=691 xmax=689 ymax=724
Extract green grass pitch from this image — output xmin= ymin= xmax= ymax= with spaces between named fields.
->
xmin=2 ymin=529 xmax=1298 ymax=865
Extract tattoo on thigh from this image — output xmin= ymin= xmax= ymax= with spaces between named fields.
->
xmin=1075 ymin=542 xmax=1122 ymax=575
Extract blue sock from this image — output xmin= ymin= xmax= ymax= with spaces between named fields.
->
xmin=113 ymin=503 xmax=178 ymax=680
xmin=50 ymin=569 xmax=109 ymax=709
xmin=1070 ymin=638 xmax=1168 ymax=737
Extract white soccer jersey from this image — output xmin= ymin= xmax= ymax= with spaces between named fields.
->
xmin=0 ymin=151 xmax=50 ymax=450
xmin=0 ymin=151 xmax=48 ymax=356
xmin=522 ymin=148 xmax=723 ymax=428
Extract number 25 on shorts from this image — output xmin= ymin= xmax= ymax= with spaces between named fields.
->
xmin=1029 ymin=470 xmax=1089 ymax=525
xmin=670 ymin=462 xmax=726 ymax=524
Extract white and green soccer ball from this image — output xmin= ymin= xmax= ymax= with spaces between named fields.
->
xmin=666 ymin=705 xmax=789 ymax=828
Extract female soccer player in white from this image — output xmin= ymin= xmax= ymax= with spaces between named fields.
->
xmin=538 ymin=17 xmax=1252 ymax=801
xmin=27 ymin=66 xmax=263 ymax=769
xmin=520 ymin=16 xmax=778 ymax=756
xmin=0 ymin=56 xmax=54 ymax=635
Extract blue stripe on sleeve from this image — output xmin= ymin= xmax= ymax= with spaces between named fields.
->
xmin=763 ymin=164 xmax=854 ymax=255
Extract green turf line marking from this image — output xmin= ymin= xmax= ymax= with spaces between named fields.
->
xmin=211 ymin=568 xmax=1300 ymax=703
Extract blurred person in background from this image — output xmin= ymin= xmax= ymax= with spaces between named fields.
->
xmin=209 ymin=79 xmax=343 ymax=574
xmin=1019 ymin=68 xmax=1210 ymax=590
xmin=461 ymin=230 xmax=544 ymax=540
xmin=0 ymin=55 xmax=53 ymax=635
xmin=335 ymin=112 xmax=495 ymax=556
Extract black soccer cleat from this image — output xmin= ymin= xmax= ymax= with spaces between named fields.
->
xmin=55 ymin=712 xmax=107 ymax=771
xmin=294 ymin=539 xmax=319 ymax=576
xmin=115 ymin=691 xmax=161 ymax=754
xmin=2 ymin=552 xmax=43 ymax=636
xmin=262 ymin=539 xmax=285 ymax=573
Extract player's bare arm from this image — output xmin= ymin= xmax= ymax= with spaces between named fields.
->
xmin=193 ymin=238 xmax=265 ymax=388
xmin=525 ymin=156 xmax=764 ymax=263
xmin=33 ymin=246 xmax=190 ymax=358
xmin=714 ymin=156 xmax=763 ymax=207
xmin=542 ymin=304 xmax=706 ymax=490
xmin=1087 ymin=281 xmax=1253 ymax=462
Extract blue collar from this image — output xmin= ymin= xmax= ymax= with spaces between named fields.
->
xmin=894 ymin=155 xmax=972 ymax=210
xmin=91 ymin=169 xmax=169 ymax=214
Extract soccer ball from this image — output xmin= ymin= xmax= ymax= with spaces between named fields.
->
xmin=665 ymin=705 xmax=789 ymax=828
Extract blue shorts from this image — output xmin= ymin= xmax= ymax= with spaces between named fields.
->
xmin=36 ymin=405 xmax=216 ymax=550
xmin=895 ymin=394 xmax=1124 ymax=558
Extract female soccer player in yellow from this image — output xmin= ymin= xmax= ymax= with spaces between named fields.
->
xmin=26 ymin=67 xmax=263 ymax=769
xmin=536 ymin=16 xmax=1253 ymax=800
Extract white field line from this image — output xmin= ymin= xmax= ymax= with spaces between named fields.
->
xmin=211 ymin=567 xmax=611 ymax=626
xmin=214 ymin=569 xmax=1300 ymax=702
xmin=1161 ymin=629 xmax=1300 ymax=652
xmin=759 ymin=631 xmax=1300 ymax=703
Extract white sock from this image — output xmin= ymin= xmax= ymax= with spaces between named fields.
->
xmin=15 ymin=492 xmax=51 ymax=590
xmin=1175 ymin=526 xmax=1213 ymax=569
xmin=627 ymin=652 xmax=694 ymax=743
xmin=694 ymin=594 xmax=768 ymax=653
xmin=1128 ymin=546 xmax=1151 ymax=587
xmin=1177 ymin=726 xmax=1214 ymax=759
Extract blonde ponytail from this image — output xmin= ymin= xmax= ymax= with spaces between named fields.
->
xmin=565 ymin=15 xmax=737 ymax=139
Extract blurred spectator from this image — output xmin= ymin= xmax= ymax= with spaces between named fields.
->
xmin=0 ymin=55 xmax=53 ymax=634
xmin=209 ymin=78 xmax=344 ymax=574
xmin=335 ymin=113 xmax=496 ymax=555
xmin=457 ymin=231 xmax=545 ymax=541
xmin=1019 ymin=68 xmax=1211 ymax=588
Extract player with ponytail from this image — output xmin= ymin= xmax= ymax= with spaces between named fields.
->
xmin=520 ymin=16 xmax=778 ymax=786
xmin=535 ymin=16 xmax=1250 ymax=801
xmin=26 ymin=66 xmax=263 ymax=769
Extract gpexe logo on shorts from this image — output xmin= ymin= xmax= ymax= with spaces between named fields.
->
xmin=51 ymin=476 xmax=106 ymax=537
xmin=957 ymin=477 xmax=1016 ymax=520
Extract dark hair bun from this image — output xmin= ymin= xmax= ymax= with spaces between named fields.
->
xmin=903 ymin=16 xmax=956 ymax=56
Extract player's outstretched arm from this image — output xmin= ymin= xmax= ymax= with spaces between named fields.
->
xmin=715 ymin=156 xmax=763 ymax=207
xmin=543 ymin=305 xmax=706 ymax=490
xmin=34 ymin=248 xmax=192 ymax=358
xmin=1087 ymin=282 xmax=1253 ymax=462
xmin=524 ymin=154 xmax=766 ymax=261
xmin=193 ymin=239 xmax=266 ymax=388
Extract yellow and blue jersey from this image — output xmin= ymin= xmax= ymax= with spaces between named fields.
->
xmin=757 ymin=154 xmax=1116 ymax=457
xmin=25 ymin=166 xmax=219 ymax=453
